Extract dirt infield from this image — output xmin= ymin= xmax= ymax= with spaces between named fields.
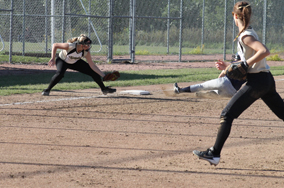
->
xmin=1 ymin=61 xmax=284 ymax=187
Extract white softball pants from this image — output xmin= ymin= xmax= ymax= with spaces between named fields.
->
xmin=189 ymin=76 xmax=237 ymax=97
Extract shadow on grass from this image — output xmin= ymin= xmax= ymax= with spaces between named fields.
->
xmin=0 ymin=71 xmax=180 ymax=87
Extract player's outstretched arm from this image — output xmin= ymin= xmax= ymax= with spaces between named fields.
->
xmin=85 ymin=51 xmax=105 ymax=77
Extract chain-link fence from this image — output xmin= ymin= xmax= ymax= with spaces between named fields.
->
xmin=0 ymin=0 xmax=283 ymax=63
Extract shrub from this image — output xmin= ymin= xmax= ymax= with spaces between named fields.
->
xmin=266 ymin=54 xmax=283 ymax=61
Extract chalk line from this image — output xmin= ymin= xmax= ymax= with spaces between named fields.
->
xmin=0 ymin=95 xmax=105 ymax=107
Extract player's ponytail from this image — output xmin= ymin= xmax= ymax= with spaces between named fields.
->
xmin=233 ymin=1 xmax=251 ymax=41
xmin=67 ymin=36 xmax=78 ymax=43
xmin=67 ymin=34 xmax=90 ymax=44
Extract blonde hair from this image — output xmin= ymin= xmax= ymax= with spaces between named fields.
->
xmin=233 ymin=1 xmax=252 ymax=41
xmin=67 ymin=34 xmax=88 ymax=43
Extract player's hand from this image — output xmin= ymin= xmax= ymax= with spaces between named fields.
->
xmin=215 ymin=60 xmax=229 ymax=70
xmin=48 ymin=58 xmax=55 ymax=67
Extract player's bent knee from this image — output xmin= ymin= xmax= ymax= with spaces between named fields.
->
xmin=55 ymin=72 xmax=65 ymax=79
xmin=220 ymin=115 xmax=234 ymax=124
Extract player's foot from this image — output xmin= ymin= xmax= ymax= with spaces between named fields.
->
xmin=174 ymin=83 xmax=181 ymax=94
xmin=102 ymin=87 xmax=116 ymax=95
xmin=193 ymin=147 xmax=220 ymax=166
xmin=42 ymin=89 xmax=50 ymax=96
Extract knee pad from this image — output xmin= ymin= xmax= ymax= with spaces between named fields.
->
xmin=220 ymin=116 xmax=233 ymax=125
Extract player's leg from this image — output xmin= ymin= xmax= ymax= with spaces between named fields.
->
xmin=193 ymin=84 xmax=257 ymax=165
xmin=261 ymin=72 xmax=284 ymax=120
xmin=69 ymin=60 xmax=116 ymax=94
xmin=190 ymin=77 xmax=227 ymax=92
xmin=213 ymin=88 xmax=256 ymax=155
xmin=214 ymin=73 xmax=273 ymax=154
xmin=174 ymin=78 xmax=226 ymax=94
xmin=217 ymin=77 xmax=238 ymax=97
xmin=193 ymin=72 xmax=274 ymax=165
xmin=42 ymin=58 xmax=68 ymax=96
xmin=262 ymin=91 xmax=284 ymax=120
xmin=196 ymin=77 xmax=237 ymax=98
xmin=174 ymin=83 xmax=191 ymax=93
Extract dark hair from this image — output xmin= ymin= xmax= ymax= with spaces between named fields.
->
xmin=233 ymin=1 xmax=252 ymax=41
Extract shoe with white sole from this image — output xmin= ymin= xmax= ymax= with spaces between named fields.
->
xmin=42 ymin=89 xmax=50 ymax=96
xmin=174 ymin=83 xmax=181 ymax=94
xmin=193 ymin=147 xmax=220 ymax=166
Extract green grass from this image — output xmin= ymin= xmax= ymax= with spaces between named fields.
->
xmin=0 ymin=55 xmax=50 ymax=64
xmin=1 ymin=66 xmax=284 ymax=96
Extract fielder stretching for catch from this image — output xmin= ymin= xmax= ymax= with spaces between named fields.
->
xmin=193 ymin=1 xmax=284 ymax=166
xmin=42 ymin=34 xmax=119 ymax=96
xmin=174 ymin=54 xmax=245 ymax=98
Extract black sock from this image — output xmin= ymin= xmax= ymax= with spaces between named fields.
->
xmin=181 ymin=86 xmax=191 ymax=92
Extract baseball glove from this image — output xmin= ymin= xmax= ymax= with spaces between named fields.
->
xmin=225 ymin=61 xmax=248 ymax=81
xmin=103 ymin=71 xmax=120 ymax=81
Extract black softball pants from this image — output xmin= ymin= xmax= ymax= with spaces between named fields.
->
xmin=46 ymin=58 xmax=106 ymax=91
xmin=213 ymin=72 xmax=284 ymax=155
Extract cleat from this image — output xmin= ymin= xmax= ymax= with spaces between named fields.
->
xmin=42 ymin=89 xmax=50 ymax=96
xmin=174 ymin=83 xmax=181 ymax=94
xmin=102 ymin=86 xmax=116 ymax=95
xmin=193 ymin=147 xmax=220 ymax=166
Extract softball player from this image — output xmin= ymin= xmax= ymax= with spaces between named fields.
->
xmin=42 ymin=34 xmax=116 ymax=96
xmin=193 ymin=1 xmax=284 ymax=166
xmin=174 ymin=54 xmax=245 ymax=98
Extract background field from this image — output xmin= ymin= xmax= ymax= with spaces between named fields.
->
xmin=1 ymin=61 xmax=284 ymax=188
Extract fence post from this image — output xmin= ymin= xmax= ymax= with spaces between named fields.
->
xmin=62 ymin=0 xmax=66 ymax=43
xmin=223 ymin=0 xmax=227 ymax=60
xmin=167 ymin=0 xmax=170 ymax=54
xmin=22 ymin=0 xmax=26 ymax=56
xmin=130 ymin=0 xmax=136 ymax=63
xmin=88 ymin=0 xmax=91 ymax=37
xmin=51 ymin=0 xmax=55 ymax=48
xmin=9 ymin=0 xmax=14 ymax=63
xmin=201 ymin=0 xmax=205 ymax=48
xmin=262 ymin=0 xmax=267 ymax=45
xmin=129 ymin=0 xmax=132 ymax=59
xmin=178 ymin=0 xmax=183 ymax=62
xmin=45 ymin=0 xmax=48 ymax=53
xmin=232 ymin=0 xmax=236 ymax=54
xmin=108 ymin=0 xmax=113 ymax=63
